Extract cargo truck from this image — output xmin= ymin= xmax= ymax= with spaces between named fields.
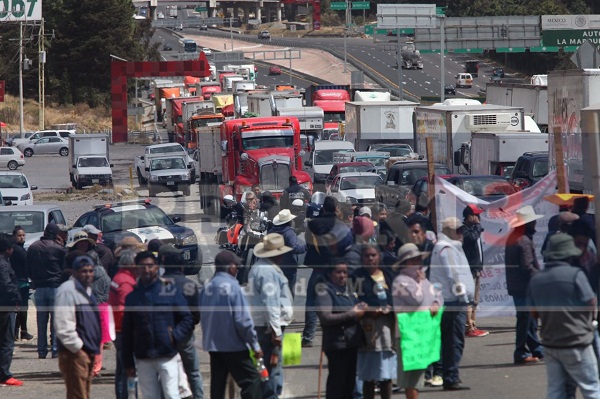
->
xmin=197 ymin=116 xmax=312 ymax=218
xmin=69 ymin=134 xmax=113 ymax=189
xmin=454 ymin=132 xmax=549 ymax=177
xmin=548 ymin=69 xmax=600 ymax=193
xmin=414 ymin=103 xmax=541 ymax=174
xmin=485 ymin=82 xmax=548 ymax=132
xmin=247 ymin=90 xmax=304 ymax=117
xmin=344 ymin=101 xmax=419 ymax=151
xmin=400 ymin=43 xmax=423 ymax=69
xmin=276 ymin=106 xmax=324 ymax=141
xmin=305 ymin=85 xmax=351 ymax=136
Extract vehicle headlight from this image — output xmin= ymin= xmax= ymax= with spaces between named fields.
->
xmin=181 ymin=234 xmax=197 ymax=245
xmin=20 ymin=193 xmax=30 ymax=201
xmin=150 ymin=175 xmax=159 ymax=182
xmin=184 ymin=171 xmax=191 ymax=179
xmin=345 ymin=196 xmax=357 ymax=205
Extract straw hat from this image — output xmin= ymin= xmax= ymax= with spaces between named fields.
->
xmin=396 ymin=243 xmax=423 ymax=264
xmin=253 ymin=233 xmax=293 ymax=258
xmin=273 ymin=209 xmax=297 ymax=226
xmin=67 ymin=231 xmax=96 ymax=248
xmin=509 ymin=205 xmax=544 ymax=228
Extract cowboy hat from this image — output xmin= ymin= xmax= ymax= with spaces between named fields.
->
xmin=67 ymin=231 xmax=96 ymax=248
xmin=542 ymin=234 xmax=582 ymax=261
xmin=510 ymin=205 xmax=544 ymax=228
xmin=273 ymin=209 xmax=297 ymax=226
xmin=253 ymin=233 xmax=293 ymax=258
xmin=396 ymin=243 xmax=424 ymax=264
xmin=543 ymin=193 xmax=595 ymax=207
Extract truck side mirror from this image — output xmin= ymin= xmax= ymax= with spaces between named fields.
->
xmin=304 ymin=160 xmax=312 ymax=167
xmin=145 ymin=167 xmax=149 ymax=171
xmin=140 ymin=155 xmax=144 ymax=160
xmin=453 ymin=150 xmax=461 ymax=167
xmin=110 ymin=164 xmax=114 ymax=167
xmin=171 ymin=215 xmax=182 ymax=223
xmin=31 ymin=185 xmax=38 ymax=190
xmin=72 ymin=164 xmax=76 ymax=169
xmin=221 ymin=140 xmax=228 ymax=152
xmin=187 ymin=164 xmax=192 ymax=169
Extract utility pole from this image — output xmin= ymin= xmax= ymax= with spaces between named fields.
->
xmin=38 ymin=19 xmax=45 ymax=130
xmin=19 ymin=22 xmax=24 ymax=136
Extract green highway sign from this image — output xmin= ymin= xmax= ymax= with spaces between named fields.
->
xmin=330 ymin=2 xmax=346 ymax=10
xmin=542 ymin=30 xmax=600 ymax=46
xmin=530 ymin=46 xmax=560 ymax=52
xmin=496 ymin=47 xmax=526 ymax=53
xmin=453 ymin=48 xmax=484 ymax=54
xmin=352 ymin=2 xmax=370 ymax=10
xmin=436 ymin=7 xmax=445 ymax=16
xmin=563 ymin=46 xmax=579 ymax=52
xmin=195 ymin=7 xmax=208 ymax=12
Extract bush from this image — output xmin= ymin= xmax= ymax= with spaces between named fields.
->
xmin=321 ymin=12 xmax=342 ymax=26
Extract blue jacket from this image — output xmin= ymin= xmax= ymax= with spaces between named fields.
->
xmin=122 ymin=278 xmax=194 ymax=369
xmin=268 ymin=224 xmax=307 ymax=268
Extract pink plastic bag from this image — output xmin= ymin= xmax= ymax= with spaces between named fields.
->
xmin=98 ymin=303 xmax=115 ymax=344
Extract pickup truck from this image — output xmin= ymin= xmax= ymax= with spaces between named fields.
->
xmin=135 ymin=143 xmax=195 ymax=185
xmin=375 ymin=160 xmax=451 ymax=209
xmin=145 ymin=155 xmax=193 ymax=197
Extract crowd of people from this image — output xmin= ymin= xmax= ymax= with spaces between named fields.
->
xmin=0 ymin=179 xmax=598 ymax=399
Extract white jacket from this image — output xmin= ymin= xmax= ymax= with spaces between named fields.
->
xmin=429 ymin=233 xmax=475 ymax=304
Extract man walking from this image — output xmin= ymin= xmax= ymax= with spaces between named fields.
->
xmin=11 ymin=226 xmax=33 ymax=341
xmin=0 ymin=233 xmax=23 ymax=387
xmin=122 ymin=251 xmax=194 ymax=399
xmin=199 ymin=250 xmax=263 ymax=399
xmin=248 ymin=233 xmax=294 ymax=399
xmin=54 ymin=255 xmax=101 ymax=398
xmin=159 ymin=244 xmax=204 ymax=399
xmin=505 ymin=205 xmax=544 ymax=364
xmin=461 ymin=204 xmax=489 ymax=337
xmin=280 ymin=176 xmax=311 ymax=211
xmin=27 ymin=223 xmax=67 ymax=359
xmin=528 ymin=234 xmax=600 ymax=399
xmin=429 ymin=217 xmax=475 ymax=391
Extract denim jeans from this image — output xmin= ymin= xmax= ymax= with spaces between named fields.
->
xmin=302 ymin=269 xmax=325 ymax=343
xmin=176 ymin=331 xmax=204 ymax=399
xmin=35 ymin=287 xmax=57 ymax=357
xmin=0 ymin=312 xmax=16 ymax=381
xmin=545 ymin=345 xmax=600 ymax=399
xmin=113 ymin=333 xmax=129 ymax=399
xmin=512 ymin=296 xmax=543 ymax=362
xmin=440 ymin=302 xmax=466 ymax=386
xmin=136 ymin=355 xmax=180 ymax=399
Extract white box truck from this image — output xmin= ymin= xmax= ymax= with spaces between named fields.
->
xmin=247 ymin=91 xmax=303 ymax=117
xmin=455 ymin=132 xmax=549 ymax=176
xmin=344 ymin=101 xmax=418 ymax=151
xmin=485 ymin=82 xmax=548 ymax=132
xmin=414 ymin=103 xmax=541 ymax=174
xmin=276 ymin=106 xmax=324 ymax=140
xmin=69 ymin=134 xmax=112 ymax=189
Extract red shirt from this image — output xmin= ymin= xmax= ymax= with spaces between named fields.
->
xmin=108 ymin=269 xmax=137 ymax=332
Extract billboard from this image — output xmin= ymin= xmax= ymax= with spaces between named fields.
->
xmin=542 ymin=15 xmax=600 ymax=30
xmin=0 ymin=0 xmax=42 ymax=22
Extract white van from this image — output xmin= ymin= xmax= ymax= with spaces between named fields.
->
xmin=305 ymin=140 xmax=355 ymax=183
xmin=455 ymin=73 xmax=473 ymax=88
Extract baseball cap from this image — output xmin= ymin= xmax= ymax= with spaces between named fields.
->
xmin=463 ymin=204 xmax=484 ymax=218
xmin=214 ymin=250 xmax=243 ymax=267
xmin=358 ymin=206 xmax=372 ymax=218
xmin=72 ymin=255 xmax=94 ymax=270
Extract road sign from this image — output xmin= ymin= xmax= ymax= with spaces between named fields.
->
xmin=195 ymin=7 xmax=208 ymax=12
xmin=542 ymin=30 xmax=600 ymax=46
xmin=570 ymin=40 xmax=600 ymax=68
xmin=377 ymin=4 xmax=437 ymax=29
xmin=496 ymin=47 xmax=526 ymax=53
xmin=436 ymin=7 xmax=445 ymax=16
xmin=352 ymin=2 xmax=370 ymax=10
xmin=530 ymin=46 xmax=560 ymax=52
xmin=0 ymin=81 xmax=4 ymax=103
xmin=0 ymin=0 xmax=42 ymax=21
xmin=330 ymin=2 xmax=346 ymax=10
xmin=453 ymin=48 xmax=484 ymax=54
xmin=542 ymin=15 xmax=600 ymax=30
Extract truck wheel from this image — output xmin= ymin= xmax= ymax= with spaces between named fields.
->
xmin=59 ymin=147 xmax=69 ymax=156
xmin=7 ymin=161 xmax=18 ymax=170
xmin=137 ymin=169 xmax=147 ymax=184
xmin=76 ymin=180 xmax=83 ymax=190
xmin=182 ymin=185 xmax=191 ymax=196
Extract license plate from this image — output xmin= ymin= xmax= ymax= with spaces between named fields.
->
xmin=182 ymin=251 xmax=190 ymax=260
xmin=167 ymin=181 xmax=175 ymax=186
xmin=92 ymin=179 xmax=99 ymax=184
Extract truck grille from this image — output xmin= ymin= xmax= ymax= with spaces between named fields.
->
xmin=260 ymin=163 xmax=290 ymax=192
xmin=157 ymin=175 xmax=184 ymax=182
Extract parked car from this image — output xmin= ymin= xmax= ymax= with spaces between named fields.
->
xmin=509 ymin=151 xmax=549 ymax=191
xmin=0 ymin=147 xmax=25 ymax=170
xmin=409 ymin=174 xmax=516 ymax=205
xmin=324 ymin=162 xmax=374 ymax=191
xmin=157 ymin=12 xmax=165 ymax=19
xmin=18 ymin=137 xmax=69 ymax=157
xmin=71 ymin=199 xmax=202 ymax=275
xmin=11 ymin=129 xmax=73 ymax=148
xmin=199 ymin=24 xmax=208 ymax=30
xmin=327 ymin=172 xmax=383 ymax=206
xmin=258 ymin=30 xmax=271 ymax=39
xmin=444 ymin=84 xmax=456 ymax=95
xmin=201 ymin=47 xmax=212 ymax=56
xmin=0 ymin=205 xmax=66 ymax=248
xmin=163 ymin=43 xmax=173 ymax=51
xmin=0 ymin=172 xmax=37 ymax=205
xmin=269 ymin=65 xmax=282 ymax=75
xmin=5 ymin=132 xmax=33 ymax=147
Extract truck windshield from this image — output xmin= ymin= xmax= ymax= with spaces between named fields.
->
xmin=150 ymin=158 xmax=186 ymax=171
xmin=381 ymin=147 xmax=412 ymax=157
xmin=0 ymin=211 xmax=44 ymax=233
xmin=242 ymin=129 xmax=294 ymax=150
xmin=315 ymin=149 xmax=353 ymax=165
xmin=323 ymin=113 xmax=344 ymax=123
xmin=358 ymin=157 xmax=386 ymax=167
xmin=149 ymin=145 xmax=185 ymax=155
xmin=78 ymin=157 xmax=109 ymax=167
xmin=340 ymin=175 xmax=383 ymax=190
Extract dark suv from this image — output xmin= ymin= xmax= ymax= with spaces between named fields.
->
xmin=72 ymin=199 xmax=202 ymax=275
xmin=509 ymin=151 xmax=549 ymax=191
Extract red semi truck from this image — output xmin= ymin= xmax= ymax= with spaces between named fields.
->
xmin=198 ymin=116 xmax=312 ymax=217
xmin=305 ymin=85 xmax=350 ymax=138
